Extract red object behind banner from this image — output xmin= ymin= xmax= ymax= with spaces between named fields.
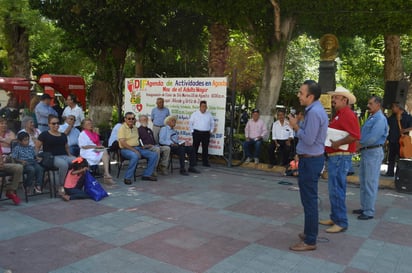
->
xmin=38 ymin=74 xmax=86 ymax=110
xmin=0 ymin=77 xmax=31 ymax=107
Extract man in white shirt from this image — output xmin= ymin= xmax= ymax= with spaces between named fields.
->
xmin=268 ymin=109 xmax=294 ymax=167
xmin=189 ymin=100 xmax=215 ymax=167
xmin=62 ymin=94 xmax=85 ymax=129
xmin=58 ymin=115 xmax=81 ymax=156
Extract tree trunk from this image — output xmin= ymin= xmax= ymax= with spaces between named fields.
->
xmin=208 ymin=22 xmax=229 ymax=77
xmin=3 ymin=15 xmax=30 ymax=77
xmin=256 ymin=17 xmax=295 ymax=128
xmin=89 ymin=46 xmax=127 ymax=127
xmin=384 ymin=34 xmax=403 ymax=81
xmin=134 ymin=29 xmax=146 ymax=77
xmin=383 ymin=34 xmax=412 ymax=113
xmin=135 ymin=50 xmax=144 ymax=77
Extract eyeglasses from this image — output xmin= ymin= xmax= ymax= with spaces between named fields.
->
xmin=50 ymin=122 xmax=59 ymax=125
xmin=126 ymin=117 xmax=135 ymax=121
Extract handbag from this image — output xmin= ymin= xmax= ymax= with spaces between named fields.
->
xmin=398 ymin=119 xmax=412 ymax=158
xmin=38 ymin=152 xmax=55 ymax=169
xmin=84 ymin=170 xmax=108 ymax=201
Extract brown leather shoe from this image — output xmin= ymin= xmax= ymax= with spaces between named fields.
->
xmin=325 ymin=224 xmax=347 ymax=233
xmin=298 ymin=233 xmax=306 ymax=241
xmin=289 ymin=241 xmax=316 ymax=251
xmin=319 ymin=219 xmax=334 ymax=226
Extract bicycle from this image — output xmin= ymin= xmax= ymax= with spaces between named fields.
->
xmin=222 ymin=136 xmax=245 ymax=166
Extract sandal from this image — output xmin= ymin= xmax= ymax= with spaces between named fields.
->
xmin=104 ymin=176 xmax=116 ymax=185
xmin=34 ymin=185 xmax=42 ymax=194
xmin=61 ymin=194 xmax=70 ymax=201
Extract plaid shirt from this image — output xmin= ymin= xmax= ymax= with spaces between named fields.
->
xmin=11 ymin=144 xmax=36 ymax=161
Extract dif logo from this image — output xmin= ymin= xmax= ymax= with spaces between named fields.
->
xmin=127 ymin=79 xmax=148 ymax=92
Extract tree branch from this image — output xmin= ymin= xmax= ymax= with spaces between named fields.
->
xmin=269 ymin=0 xmax=281 ymax=41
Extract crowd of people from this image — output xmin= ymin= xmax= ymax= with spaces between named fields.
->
xmin=0 ymin=94 xmax=217 ymax=204
xmin=240 ymin=80 xmax=405 ymax=252
xmin=0 ymin=85 xmax=406 ymax=254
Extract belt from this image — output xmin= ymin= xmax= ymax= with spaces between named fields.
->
xmin=153 ymin=125 xmax=164 ymax=127
xmin=193 ymin=129 xmax=210 ymax=133
xmin=298 ymin=153 xmax=323 ymax=158
xmin=360 ymin=144 xmax=383 ymax=151
xmin=328 ymin=151 xmax=352 ymax=156
xmin=38 ymin=123 xmax=48 ymax=126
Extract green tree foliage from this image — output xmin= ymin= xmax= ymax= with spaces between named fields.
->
xmin=338 ymin=36 xmax=385 ymax=110
xmin=226 ymin=31 xmax=262 ymax=109
xmin=278 ymin=34 xmax=320 ymax=110
xmin=30 ymin=20 xmax=95 ymax=80
xmin=0 ymin=0 xmax=40 ymax=77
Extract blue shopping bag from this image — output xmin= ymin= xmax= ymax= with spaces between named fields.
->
xmin=84 ymin=170 xmax=108 ymax=201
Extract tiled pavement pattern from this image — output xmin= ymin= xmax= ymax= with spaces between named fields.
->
xmin=1 ymin=162 xmax=412 ymax=273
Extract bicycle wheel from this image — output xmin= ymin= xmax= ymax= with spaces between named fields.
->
xmin=223 ymin=138 xmax=245 ymax=166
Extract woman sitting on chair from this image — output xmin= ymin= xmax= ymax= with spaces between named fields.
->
xmin=36 ymin=115 xmax=75 ymax=193
xmin=78 ymin=118 xmax=115 ymax=185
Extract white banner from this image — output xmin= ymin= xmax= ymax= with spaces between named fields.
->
xmin=124 ymin=78 xmax=227 ymax=155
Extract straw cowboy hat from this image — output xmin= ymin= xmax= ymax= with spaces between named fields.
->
xmin=327 ymin=86 xmax=356 ymax=105
xmin=164 ymin=115 xmax=177 ymax=126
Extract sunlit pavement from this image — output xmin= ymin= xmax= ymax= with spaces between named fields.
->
xmin=1 ymin=160 xmax=411 ymax=273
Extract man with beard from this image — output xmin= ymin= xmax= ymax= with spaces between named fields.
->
xmin=353 ymin=96 xmax=388 ymax=220
xmin=319 ymin=87 xmax=360 ymax=233
xmin=288 ymin=80 xmax=328 ymax=251
xmin=138 ymin=115 xmax=170 ymax=175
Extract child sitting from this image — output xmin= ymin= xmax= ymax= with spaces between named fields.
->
xmin=284 ymin=154 xmax=299 ymax=176
xmin=62 ymin=157 xmax=90 ymax=201
xmin=12 ymin=132 xmax=44 ymax=193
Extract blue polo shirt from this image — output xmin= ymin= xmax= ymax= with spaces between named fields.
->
xmin=296 ymin=100 xmax=328 ymax=155
xmin=151 ymin=107 xmax=170 ymax=127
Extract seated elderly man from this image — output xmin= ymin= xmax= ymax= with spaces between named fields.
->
xmin=138 ymin=115 xmax=170 ymax=175
xmin=59 ymin=115 xmax=80 ymax=156
xmin=118 ymin=112 xmax=158 ymax=184
xmin=159 ymin=116 xmax=200 ymax=176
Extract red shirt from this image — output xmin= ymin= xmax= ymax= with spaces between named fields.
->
xmin=325 ymin=106 xmax=360 ymax=153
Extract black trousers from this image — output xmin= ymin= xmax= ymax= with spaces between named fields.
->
xmin=268 ymin=139 xmax=291 ymax=166
xmin=387 ymin=141 xmax=399 ymax=175
xmin=192 ymin=130 xmax=211 ymax=165
xmin=170 ymin=145 xmax=196 ymax=170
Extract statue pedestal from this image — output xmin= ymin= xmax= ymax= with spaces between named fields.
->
xmin=318 ymin=61 xmax=337 ymax=93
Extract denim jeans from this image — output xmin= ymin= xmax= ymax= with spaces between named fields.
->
xmin=359 ymin=148 xmax=384 ymax=217
xmin=23 ymin=162 xmax=44 ymax=187
xmin=64 ymin=187 xmax=90 ymax=200
xmin=120 ymin=147 xmax=158 ymax=179
xmin=54 ymin=155 xmax=76 ymax=186
xmin=170 ymin=145 xmax=196 ymax=170
xmin=243 ymin=139 xmax=262 ymax=158
xmin=298 ymin=155 xmax=325 ymax=245
xmin=327 ymin=154 xmax=351 ymax=228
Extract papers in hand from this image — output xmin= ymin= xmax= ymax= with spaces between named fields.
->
xmin=178 ymin=140 xmax=185 ymax=146
xmin=325 ymin=128 xmax=349 ymax=150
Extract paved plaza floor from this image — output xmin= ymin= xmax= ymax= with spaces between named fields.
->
xmin=1 ymin=160 xmax=412 ymax=273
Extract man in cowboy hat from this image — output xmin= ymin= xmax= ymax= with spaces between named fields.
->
xmin=319 ymin=86 xmax=360 ymax=232
xmin=159 ymin=115 xmax=200 ymax=175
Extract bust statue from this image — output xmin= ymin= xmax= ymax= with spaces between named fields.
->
xmin=320 ymin=34 xmax=338 ymax=61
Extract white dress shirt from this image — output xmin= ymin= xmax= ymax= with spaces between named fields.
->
xmin=189 ymin=110 xmax=215 ymax=133
xmin=62 ymin=104 xmax=85 ymax=127
xmin=271 ymin=120 xmax=294 ymax=140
